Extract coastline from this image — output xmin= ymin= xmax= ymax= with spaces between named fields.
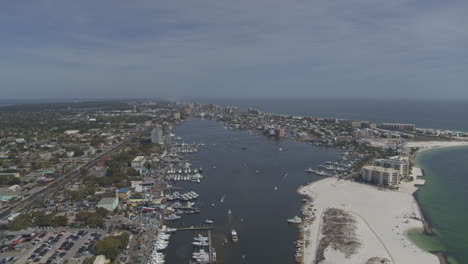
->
xmin=297 ymin=140 xmax=468 ymax=264
xmin=408 ymin=141 xmax=468 ymax=264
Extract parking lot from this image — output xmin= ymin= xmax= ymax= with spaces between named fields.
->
xmin=0 ymin=229 xmax=108 ymax=264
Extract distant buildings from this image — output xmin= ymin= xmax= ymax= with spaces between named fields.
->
xmin=151 ymin=126 xmax=164 ymax=144
xmin=380 ymin=123 xmax=416 ymax=132
xmin=275 ymin=127 xmax=286 ymax=138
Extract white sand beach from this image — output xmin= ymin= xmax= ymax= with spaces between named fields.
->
xmin=299 ymin=178 xmax=438 ymax=264
xmin=406 ymin=140 xmax=468 ymax=150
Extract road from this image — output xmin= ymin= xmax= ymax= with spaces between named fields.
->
xmin=0 ymin=127 xmax=148 ymax=219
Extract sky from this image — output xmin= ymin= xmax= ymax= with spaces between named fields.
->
xmin=1 ymin=0 xmax=467 ymax=100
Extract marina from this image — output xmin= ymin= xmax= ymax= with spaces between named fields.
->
xmin=163 ymin=119 xmax=340 ymax=264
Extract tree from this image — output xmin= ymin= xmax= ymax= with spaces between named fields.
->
xmin=52 ymin=215 xmax=68 ymax=227
xmin=83 ymin=257 xmax=96 ymax=264
xmin=94 ymin=233 xmax=129 ymax=261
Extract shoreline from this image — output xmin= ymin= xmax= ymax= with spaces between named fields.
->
xmin=297 ymin=140 xmax=468 ymax=264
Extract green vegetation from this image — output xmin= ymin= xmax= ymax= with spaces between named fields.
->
xmin=74 ymin=208 xmax=110 ymax=226
xmin=62 ymin=187 xmax=96 ymax=202
xmin=0 ymin=174 xmax=21 ymax=186
xmin=6 ymin=212 xmax=68 ymax=231
xmin=82 ymin=257 xmax=96 ymax=264
xmin=94 ymin=232 xmax=130 ymax=261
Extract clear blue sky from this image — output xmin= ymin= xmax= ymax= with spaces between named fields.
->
xmin=1 ymin=0 xmax=467 ymax=99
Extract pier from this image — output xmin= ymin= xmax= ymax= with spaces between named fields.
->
xmin=208 ymin=230 xmax=216 ymax=263
xmin=175 ymin=226 xmax=212 ymax=231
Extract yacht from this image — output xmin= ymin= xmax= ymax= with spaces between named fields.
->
xmin=231 ymin=230 xmax=238 ymax=243
xmin=204 ymin=219 xmax=214 ymax=224
xmin=193 ymin=241 xmax=209 ymax=246
xmin=287 ymin=216 xmax=302 ymax=224
xmin=165 ymin=214 xmax=181 ymax=221
xmin=305 ymin=168 xmax=314 ymax=173
xmin=194 ymin=234 xmax=209 ymax=242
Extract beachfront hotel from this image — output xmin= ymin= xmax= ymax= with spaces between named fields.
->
xmin=361 ymin=166 xmax=400 ymax=186
xmin=373 ymin=157 xmax=409 ymax=178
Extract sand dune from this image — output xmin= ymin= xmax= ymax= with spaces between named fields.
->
xmin=299 ymin=178 xmax=438 ymax=264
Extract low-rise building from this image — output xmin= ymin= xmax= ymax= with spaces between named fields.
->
xmin=117 ymin=188 xmax=131 ymax=199
xmin=97 ymin=197 xmax=119 ymax=211
xmin=131 ymin=156 xmax=146 ymax=171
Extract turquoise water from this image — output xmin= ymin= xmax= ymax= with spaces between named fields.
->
xmin=414 ymin=146 xmax=468 ymax=263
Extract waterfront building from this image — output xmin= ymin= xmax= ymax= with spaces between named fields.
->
xmin=173 ymin=112 xmax=181 ymax=120
xmin=151 ymin=126 xmax=164 ymax=144
xmin=361 ymin=166 xmax=400 ymax=186
xmin=275 ymin=127 xmax=286 ymax=138
xmin=373 ymin=157 xmax=409 ymax=178
xmin=97 ymin=197 xmax=119 ymax=211
xmin=380 ymin=123 xmax=416 ymax=132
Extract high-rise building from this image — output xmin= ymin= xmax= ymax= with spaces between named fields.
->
xmin=373 ymin=158 xmax=409 ymax=178
xmin=361 ymin=166 xmax=399 ymax=186
xmin=151 ymin=127 xmax=164 ymax=144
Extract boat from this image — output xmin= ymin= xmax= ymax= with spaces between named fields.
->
xmin=228 ymin=209 xmax=232 ymax=215
xmin=231 ymin=230 xmax=238 ymax=243
xmin=194 ymin=234 xmax=209 ymax=241
xmin=274 ymin=186 xmax=278 ymax=191
xmin=193 ymin=241 xmax=209 ymax=247
xmin=305 ymin=168 xmax=314 ymax=173
xmin=164 ymin=228 xmax=177 ymax=233
xmin=165 ymin=214 xmax=181 ymax=221
xmin=287 ymin=216 xmax=302 ymax=224
xmin=204 ymin=219 xmax=214 ymax=224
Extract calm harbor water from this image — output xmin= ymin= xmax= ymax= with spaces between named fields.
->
xmin=165 ymin=119 xmax=340 ymax=263
xmin=410 ymin=147 xmax=468 ymax=264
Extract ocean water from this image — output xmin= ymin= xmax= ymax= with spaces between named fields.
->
xmin=411 ymin=147 xmax=468 ymax=264
xmin=166 ymin=119 xmax=340 ymax=264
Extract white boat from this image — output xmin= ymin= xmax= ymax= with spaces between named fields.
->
xmin=194 ymin=234 xmax=209 ymax=241
xmin=231 ymin=230 xmax=238 ymax=243
xmin=193 ymin=241 xmax=209 ymax=246
xmin=305 ymin=168 xmax=314 ymax=173
xmin=228 ymin=209 xmax=232 ymax=215
xmin=287 ymin=216 xmax=302 ymax=224
xmin=164 ymin=228 xmax=177 ymax=233
xmin=165 ymin=214 xmax=181 ymax=221
xmin=204 ymin=219 xmax=214 ymax=224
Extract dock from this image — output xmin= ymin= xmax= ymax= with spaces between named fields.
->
xmin=175 ymin=226 xmax=212 ymax=231
xmin=208 ymin=230 xmax=215 ymax=263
